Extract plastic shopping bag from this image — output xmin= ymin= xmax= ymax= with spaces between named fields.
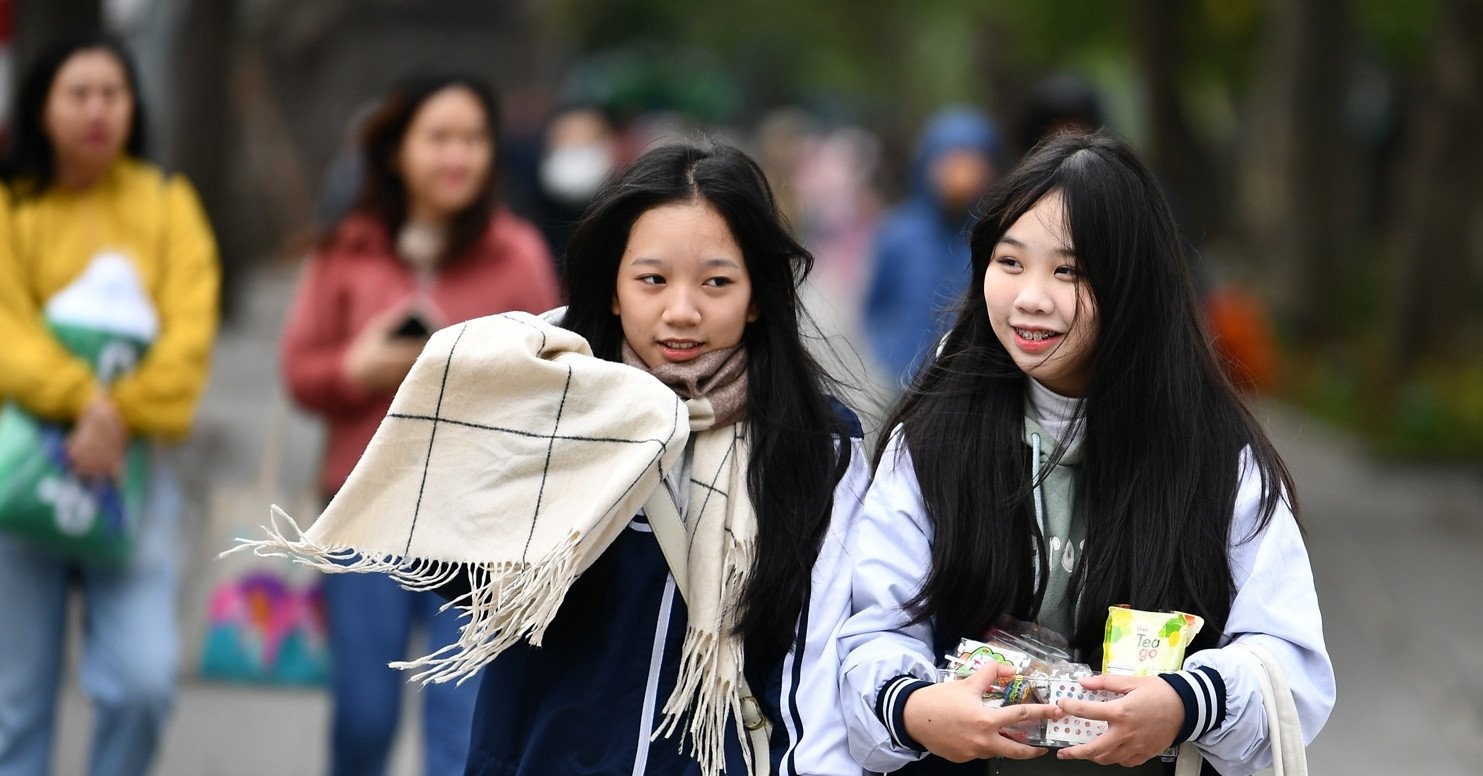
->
xmin=0 ymin=253 xmax=156 ymax=563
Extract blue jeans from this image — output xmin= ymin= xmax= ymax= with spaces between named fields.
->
xmin=322 ymin=571 xmax=478 ymax=776
xmin=0 ymin=453 xmax=182 ymax=776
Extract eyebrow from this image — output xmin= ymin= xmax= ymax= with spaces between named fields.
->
xmin=628 ymin=257 xmax=743 ymax=269
xmin=997 ymin=235 xmax=1076 ymax=257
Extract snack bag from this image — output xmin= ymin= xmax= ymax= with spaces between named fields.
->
xmin=1041 ymin=679 xmax=1119 ymax=744
xmin=1101 ymin=605 xmax=1204 ymax=676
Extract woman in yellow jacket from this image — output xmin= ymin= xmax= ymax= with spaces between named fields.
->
xmin=0 ymin=34 xmax=218 ymax=776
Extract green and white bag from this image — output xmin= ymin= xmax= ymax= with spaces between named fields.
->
xmin=0 ymin=253 xmax=157 ymax=563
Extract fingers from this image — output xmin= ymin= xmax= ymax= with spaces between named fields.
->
xmin=1079 ymin=672 xmax=1137 ymax=694
xmin=964 ymin=661 xmax=1017 ymax=691
xmin=1057 ymin=697 xmax=1114 ymax=721
xmin=1004 ymin=702 xmax=1064 ymax=724
xmin=992 ymin=739 xmax=1049 ymax=761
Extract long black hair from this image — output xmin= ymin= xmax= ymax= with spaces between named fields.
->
xmin=563 ymin=142 xmax=855 ymax=663
xmin=0 ymin=32 xmax=147 ymax=196
xmin=348 ymin=73 xmax=501 ymax=264
xmin=885 ymin=130 xmax=1296 ymax=664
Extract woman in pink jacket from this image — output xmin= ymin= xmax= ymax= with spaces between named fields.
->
xmin=280 ymin=73 xmax=559 ymax=776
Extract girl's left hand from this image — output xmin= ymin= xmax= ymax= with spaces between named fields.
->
xmin=1053 ymin=674 xmax=1183 ymax=767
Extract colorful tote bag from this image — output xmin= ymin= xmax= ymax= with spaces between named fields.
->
xmin=198 ymin=399 xmax=330 ymax=685
xmin=0 ymin=253 xmax=156 ymax=563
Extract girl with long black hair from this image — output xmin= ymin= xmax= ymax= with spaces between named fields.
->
xmin=838 ymin=131 xmax=1333 ymax=775
xmin=451 ymin=141 xmax=869 ymax=775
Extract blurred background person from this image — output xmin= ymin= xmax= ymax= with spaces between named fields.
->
xmin=0 ymin=32 xmax=219 ymax=776
xmin=530 ymin=102 xmax=619 ymax=269
xmin=278 ymin=73 xmax=559 ymax=776
xmin=862 ymin=105 xmax=1001 ymax=389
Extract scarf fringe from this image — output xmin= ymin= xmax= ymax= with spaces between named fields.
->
xmin=649 ymin=533 xmax=757 ymax=776
xmin=653 ymin=627 xmax=747 ymax=776
xmin=222 ymin=505 xmax=583 ymax=688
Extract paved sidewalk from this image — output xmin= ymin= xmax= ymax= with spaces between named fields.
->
xmin=47 ymin=266 xmax=1483 ymax=774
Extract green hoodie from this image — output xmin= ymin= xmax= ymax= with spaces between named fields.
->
xmin=998 ymin=414 xmax=1164 ymax=775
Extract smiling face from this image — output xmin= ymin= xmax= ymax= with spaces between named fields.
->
xmin=983 ymin=190 xmax=1098 ymax=396
xmin=396 ymin=85 xmax=493 ymax=223
xmin=611 ymin=200 xmax=757 ymax=367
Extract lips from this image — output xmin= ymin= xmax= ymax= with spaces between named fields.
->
xmin=1011 ymin=326 xmax=1063 ymax=354
xmin=658 ymin=339 xmax=703 ymax=362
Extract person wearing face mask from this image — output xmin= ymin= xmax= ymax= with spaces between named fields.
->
xmin=279 ymin=73 xmax=559 ymax=776
xmin=0 ymin=34 xmax=219 ymax=776
xmin=533 ymin=104 xmax=619 ymax=268
xmin=863 ymin=106 xmax=1001 ymax=389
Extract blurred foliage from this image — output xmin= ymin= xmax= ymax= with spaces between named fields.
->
xmin=1355 ymin=0 xmax=1440 ymax=66
xmin=1285 ymin=349 xmax=1483 ymax=460
xmin=546 ymin=0 xmax=1309 ymax=123
xmin=543 ymin=0 xmax=1479 ymax=460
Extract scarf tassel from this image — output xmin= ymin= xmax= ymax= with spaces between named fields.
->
xmin=651 ymin=533 xmax=757 ymax=776
xmin=223 ymin=505 xmax=584 ymax=688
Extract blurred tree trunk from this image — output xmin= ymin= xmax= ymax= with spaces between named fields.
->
xmin=13 ymin=0 xmax=100 ymax=70
xmin=1130 ymin=0 xmax=1224 ymax=250
xmin=170 ymin=0 xmax=241 ymax=321
xmin=1239 ymin=0 xmax=1357 ymax=347
xmin=1385 ymin=0 xmax=1483 ymax=371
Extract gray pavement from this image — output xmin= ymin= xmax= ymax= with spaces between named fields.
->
xmin=47 ymin=265 xmax=1483 ymax=775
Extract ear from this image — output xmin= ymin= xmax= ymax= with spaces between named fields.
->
xmin=746 ymin=301 xmax=760 ymax=323
xmin=611 ymin=293 xmax=621 ymax=317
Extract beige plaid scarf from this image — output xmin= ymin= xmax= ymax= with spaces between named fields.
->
xmin=228 ymin=312 xmax=758 ymax=776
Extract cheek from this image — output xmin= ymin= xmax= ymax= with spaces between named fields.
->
xmin=398 ymin=143 xmax=435 ymax=185
xmin=43 ymin=102 xmax=73 ymax=140
xmin=108 ymin=99 xmax=134 ymax=130
xmin=981 ymin=280 xmax=1011 ymax=318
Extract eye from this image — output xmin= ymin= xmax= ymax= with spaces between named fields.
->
xmin=702 ymin=276 xmax=734 ymax=288
xmin=994 ymin=256 xmax=1022 ymax=271
xmin=637 ymin=274 xmax=665 ymax=286
xmin=1055 ymin=265 xmax=1080 ymax=279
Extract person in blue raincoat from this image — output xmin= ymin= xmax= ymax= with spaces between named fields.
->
xmin=864 ymin=107 xmax=1001 ymax=388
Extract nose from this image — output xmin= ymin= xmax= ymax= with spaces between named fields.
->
xmin=1014 ymin=275 xmax=1054 ymax=315
xmin=661 ymin=289 xmax=702 ymax=328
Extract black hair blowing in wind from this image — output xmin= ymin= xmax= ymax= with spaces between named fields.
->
xmin=562 ymin=142 xmax=854 ymax=665
xmin=883 ymin=130 xmax=1297 ymax=665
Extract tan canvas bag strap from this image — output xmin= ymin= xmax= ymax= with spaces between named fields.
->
xmin=641 ymin=488 xmax=772 ymax=775
xmin=1172 ymin=641 xmax=1309 ymax=776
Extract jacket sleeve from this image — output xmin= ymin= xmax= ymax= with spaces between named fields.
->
xmin=109 ymin=174 xmax=220 ymax=438
xmin=0 ymin=187 xmax=100 ymax=420
xmin=836 ymin=430 xmax=939 ymax=773
xmin=278 ymin=251 xmax=383 ymax=416
xmin=776 ymin=438 xmax=871 ymax=776
xmin=1164 ymin=448 xmax=1335 ymax=775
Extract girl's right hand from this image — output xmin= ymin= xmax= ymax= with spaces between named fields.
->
xmin=66 ymin=392 xmax=126 ymax=479
xmin=902 ymin=662 xmax=1063 ymax=763
xmin=343 ymin=307 xmax=428 ymax=394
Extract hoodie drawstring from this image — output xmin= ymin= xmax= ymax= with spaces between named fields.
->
xmin=1031 ymin=432 xmax=1046 ymax=583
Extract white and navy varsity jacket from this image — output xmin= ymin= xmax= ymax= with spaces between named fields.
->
xmin=465 ymin=432 xmax=872 ymax=776
xmin=837 ymin=429 xmax=1335 ymax=775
